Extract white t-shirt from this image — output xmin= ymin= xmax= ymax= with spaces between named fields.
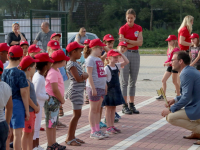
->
xmin=104 ymin=63 xmax=122 ymax=82
xmin=32 ymin=72 xmax=49 ymax=107
xmin=0 ymin=81 xmax=12 ymax=122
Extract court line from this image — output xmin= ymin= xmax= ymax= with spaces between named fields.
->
xmin=188 ymin=145 xmax=200 ymax=150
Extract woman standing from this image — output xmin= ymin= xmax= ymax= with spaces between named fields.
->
xmin=7 ymin=23 xmax=26 ymax=46
xmin=119 ymin=8 xmax=143 ymax=115
xmin=75 ymin=27 xmax=88 ymax=46
xmin=178 ymin=15 xmax=194 ymax=53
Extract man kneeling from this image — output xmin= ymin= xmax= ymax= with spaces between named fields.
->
xmin=162 ymin=51 xmax=200 ymax=145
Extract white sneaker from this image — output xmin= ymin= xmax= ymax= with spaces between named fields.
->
xmin=98 ymin=130 xmax=109 ymax=138
xmin=38 ymin=145 xmax=45 ymax=150
xmin=90 ymin=131 xmax=104 ymax=140
xmin=33 ymin=147 xmax=38 ymax=150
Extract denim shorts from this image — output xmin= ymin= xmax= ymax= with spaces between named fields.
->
xmin=0 ymin=121 xmax=9 ymax=150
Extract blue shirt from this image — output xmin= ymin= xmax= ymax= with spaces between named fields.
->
xmin=2 ymin=67 xmax=28 ymax=101
xmin=59 ymin=67 xmax=68 ymax=81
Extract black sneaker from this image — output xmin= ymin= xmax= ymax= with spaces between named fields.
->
xmin=129 ymin=103 xmax=140 ymax=114
xmin=156 ymin=95 xmax=164 ymax=100
xmin=122 ymin=104 xmax=132 ymax=114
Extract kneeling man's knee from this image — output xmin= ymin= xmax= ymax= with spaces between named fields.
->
xmin=167 ymin=113 xmax=176 ymax=124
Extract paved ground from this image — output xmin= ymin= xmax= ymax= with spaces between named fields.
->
xmin=25 ymin=56 xmax=200 ymax=149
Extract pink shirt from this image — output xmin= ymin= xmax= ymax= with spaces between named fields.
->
xmin=165 ymin=47 xmax=180 ymax=66
xmin=45 ymin=68 xmax=65 ymax=97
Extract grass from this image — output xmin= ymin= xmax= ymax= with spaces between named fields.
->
xmin=139 ymin=47 xmax=167 ymax=55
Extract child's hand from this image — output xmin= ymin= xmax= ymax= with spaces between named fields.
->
xmin=82 ymin=72 xmax=89 ymax=80
xmin=25 ymin=111 xmax=30 ymax=121
xmin=92 ymin=88 xmax=97 ymax=96
xmin=60 ymin=98 xmax=65 ymax=104
xmin=34 ymin=105 xmax=40 ymax=114
xmin=164 ymin=63 xmax=170 ymax=67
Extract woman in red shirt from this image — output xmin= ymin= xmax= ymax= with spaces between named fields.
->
xmin=178 ymin=15 xmax=194 ymax=53
xmin=118 ymin=8 xmax=143 ymax=115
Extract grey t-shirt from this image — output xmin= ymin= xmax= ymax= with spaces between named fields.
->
xmin=86 ymin=56 xmax=107 ymax=89
xmin=189 ymin=46 xmax=200 ymax=66
xmin=35 ymin=30 xmax=55 ymax=52
xmin=75 ymin=34 xmax=88 ymax=45
xmin=27 ymin=79 xmax=38 ymax=112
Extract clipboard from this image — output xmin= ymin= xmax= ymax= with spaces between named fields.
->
xmin=156 ymin=88 xmax=170 ymax=110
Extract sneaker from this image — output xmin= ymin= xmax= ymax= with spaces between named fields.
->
xmin=33 ymin=147 xmax=38 ymax=150
xmin=38 ymin=145 xmax=44 ymax=150
xmin=122 ymin=104 xmax=132 ymax=114
xmin=106 ymin=127 xmax=118 ymax=134
xmin=156 ymin=95 xmax=164 ymax=100
xmin=98 ymin=130 xmax=109 ymax=138
xmin=115 ymin=112 xmax=121 ymax=119
xmin=114 ymin=117 xmax=119 ymax=123
xmin=100 ymin=121 xmax=107 ymax=128
xmin=112 ymin=126 xmax=121 ymax=133
xmin=90 ymin=131 xmax=104 ymax=140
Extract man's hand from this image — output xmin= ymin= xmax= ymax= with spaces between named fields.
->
xmin=161 ymin=108 xmax=171 ymax=117
xmin=165 ymin=99 xmax=175 ymax=108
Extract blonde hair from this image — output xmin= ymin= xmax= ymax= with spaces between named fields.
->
xmin=126 ymin=8 xmax=136 ymax=17
xmin=178 ymin=15 xmax=194 ymax=34
xmin=168 ymin=40 xmax=179 ymax=53
xmin=83 ymin=45 xmax=92 ymax=59
xmin=78 ymin=27 xmax=86 ymax=37
xmin=104 ymin=58 xmax=109 ymax=67
xmin=47 ymin=46 xmax=53 ymax=57
xmin=12 ymin=23 xmax=19 ymax=32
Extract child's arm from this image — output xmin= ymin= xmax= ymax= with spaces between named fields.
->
xmin=87 ymin=67 xmax=97 ymax=96
xmin=70 ymin=66 xmax=88 ymax=82
xmin=20 ymin=87 xmax=30 ymax=121
xmin=51 ymin=83 xmax=65 ymax=104
xmin=100 ymin=52 xmax=107 ymax=62
xmin=114 ymin=49 xmax=129 ymax=67
xmin=190 ymin=51 xmax=200 ymax=66
xmin=5 ymin=96 xmax=12 ymax=125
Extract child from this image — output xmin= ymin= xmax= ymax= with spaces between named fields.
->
xmin=65 ymin=42 xmax=88 ymax=146
xmin=50 ymin=33 xmax=61 ymax=42
xmin=117 ymin=41 xmax=128 ymax=64
xmin=28 ymin=44 xmax=42 ymax=58
xmin=189 ymin=33 xmax=200 ymax=71
xmin=47 ymin=40 xmax=61 ymax=57
xmin=20 ymin=41 xmax=29 ymax=57
xmin=103 ymin=49 xmax=129 ymax=134
xmin=1 ymin=45 xmax=29 ymax=150
xmin=84 ymin=39 xmax=109 ymax=139
xmin=45 ymin=50 xmax=69 ymax=150
xmin=0 ymin=43 xmax=10 ymax=64
xmin=156 ymin=35 xmax=180 ymax=100
xmin=19 ymin=56 xmax=40 ymax=150
xmin=32 ymin=53 xmax=54 ymax=149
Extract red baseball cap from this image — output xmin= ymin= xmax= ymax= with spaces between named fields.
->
xmin=165 ymin=35 xmax=177 ymax=41
xmin=51 ymin=50 xmax=70 ymax=62
xmin=118 ymin=41 xmax=127 ymax=47
xmin=89 ymin=39 xmax=107 ymax=48
xmin=107 ymin=49 xmax=121 ymax=57
xmin=8 ymin=45 xmax=23 ymax=58
xmin=28 ymin=44 xmax=42 ymax=53
xmin=0 ymin=60 xmax=3 ymax=74
xmin=84 ymin=39 xmax=91 ymax=44
xmin=19 ymin=56 xmax=39 ymax=70
xmin=50 ymin=33 xmax=61 ymax=40
xmin=47 ymin=40 xmax=61 ymax=50
xmin=66 ymin=42 xmax=84 ymax=53
xmin=34 ymin=53 xmax=54 ymax=63
xmin=190 ymin=33 xmax=199 ymax=39
xmin=20 ymin=41 xmax=29 ymax=46
xmin=0 ymin=43 xmax=10 ymax=52
xmin=103 ymin=34 xmax=115 ymax=41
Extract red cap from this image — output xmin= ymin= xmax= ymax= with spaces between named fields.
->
xmin=118 ymin=41 xmax=127 ymax=47
xmin=89 ymin=39 xmax=107 ymax=48
xmin=66 ymin=42 xmax=84 ymax=53
xmin=0 ymin=43 xmax=10 ymax=52
xmin=28 ymin=44 xmax=42 ymax=53
xmin=34 ymin=53 xmax=54 ymax=63
xmin=84 ymin=39 xmax=91 ymax=44
xmin=190 ymin=33 xmax=199 ymax=39
xmin=47 ymin=40 xmax=61 ymax=50
xmin=103 ymin=34 xmax=115 ymax=41
xmin=0 ymin=60 xmax=3 ymax=74
xmin=8 ymin=45 xmax=23 ymax=58
xmin=19 ymin=56 xmax=39 ymax=70
xmin=50 ymin=33 xmax=61 ymax=40
xmin=51 ymin=50 xmax=70 ymax=62
xmin=107 ymin=49 xmax=121 ymax=57
xmin=165 ymin=35 xmax=177 ymax=41
xmin=20 ymin=41 xmax=29 ymax=46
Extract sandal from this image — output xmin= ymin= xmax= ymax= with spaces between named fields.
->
xmin=57 ymin=121 xmax=67 ymax=128
xmin=85 ymin=100 xmax=89 ymax=104
xmin=75 ymin=138 xmax=85 ymax=143
xmin=65 ymin=139 xmax=81 ymax=146
xmin=59 ymin=108 xmax=64 ymax=116
xmin=46 ymin=146 xmax=54 ymax=150
xmin=52 ymin=142 xmax=66 ymax=150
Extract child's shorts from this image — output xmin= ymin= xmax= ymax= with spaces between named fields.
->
xmin=44 ymin=96 xmax=60 ymax=128
xmin=86 ymin=87 xmax=105 ymax=102
xmin=23 ymin=111 xmax=36 ymax=133
xmin=10 ymin=99 xmax=25 ymax=129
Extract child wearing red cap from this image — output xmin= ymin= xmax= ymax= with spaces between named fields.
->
xmin=156 ymin=35 xmax=180 ymax=100
xmin=32 ymin=53 xmax=53 ymax=149
xmin=19 ymin=56 xmax=40 ymax=150
xmin=47 ymin=40 xmax=61 ymax=57
xmin=103 ymin=34 xmax=115 ymax=50
xmin=65 ymin=42 xmax=88 ymax=146
xmin=102 ymin=49 xmax=129 ymax=134
xmin=0 ymin=43 xmax=10 ymax=64
xmin=44 ymin=50 xmax=69 ymax=150
xmin=189 ymin=33 xmax=200 ymax=71
xmin=117 ymin=41 xmax=128 ymax=69
xmin=50 ymin=33 xmax=61 ymax=42
xmin=20 ymin=41 xmax=29 ymax=57
xmin=84 ymin=39 xmax=108 ymax=139
xmin=28 ymin=44 xmax=41 ymax=58
xmin=1 ymin=45 xmax=29 ymax=150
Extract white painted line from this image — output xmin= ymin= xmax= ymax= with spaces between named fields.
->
xmin=188 ymin=145 xmax=200 ymax=150
xmin=108 ymin=118 xmax=167 ymax=150
xmin=41 ymin=96 xmax=157 ymax=148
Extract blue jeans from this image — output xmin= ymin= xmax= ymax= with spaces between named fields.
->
xmin=0 ymin=121 xmax=9 ymax=150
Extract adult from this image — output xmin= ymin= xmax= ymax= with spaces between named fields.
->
xmin=162 ymin=51 xmax=200 ymax=145
xmin=75 ymin=27 xmax=88 ymax=46
xmin=118 ymin=8 xmax=143 ymax=114
xmin=33 ymin=22 xmax=55 ymax=52
xmin=178 ymin=15 xmax=194 ymax=53
xmin=7 ymin=23 xmax=26 ymax=46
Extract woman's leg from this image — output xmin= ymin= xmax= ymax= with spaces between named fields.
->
xmin=13 ymin=128 xmax=22 ymax=150
xmin=172 ymin=73 xmax=180 ymax=96
xmin=161 ymin=71 xmax=172 ymax=95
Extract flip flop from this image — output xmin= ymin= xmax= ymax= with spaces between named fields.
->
xmin=65 ymin=139 xmax=81 ymax=146
xmin=75 ymin=138 xmax=85 ymax=143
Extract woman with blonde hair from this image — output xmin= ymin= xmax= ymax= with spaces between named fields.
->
xmin=178 ymin=15 xmax=194 ymax=53
xmin=75 ymin=27 xmax=88 ymax=46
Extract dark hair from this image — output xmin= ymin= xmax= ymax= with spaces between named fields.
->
xmin=66 ymin=48 xmax=79 ymax=56
xmin=0 ymin=68 xmax=3 ymax=77
xmin=83 ymin=45 xmax=92 ymax=58
xmin=191 ymin=38 xmax=200 ymax=47
xmin=176 ymin=51 xmax=191 ymax=65
xmin=9 ymin=52 xmax=21 ymax=61
xmin=103 ymin=40 xmax=114 ymax=44
xmin=22 ymin=62 xmax=35 ymax=71
xmin=53 ymin=60 xmax=64 ymax=64
xmin=36 ymin=62 xmax=48 ymax=71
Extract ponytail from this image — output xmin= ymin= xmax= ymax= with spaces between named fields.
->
xmin=83 ymin=45 xmax=92 ymax=58
xmin=104 ymin=58 xmax=109 ymax=67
